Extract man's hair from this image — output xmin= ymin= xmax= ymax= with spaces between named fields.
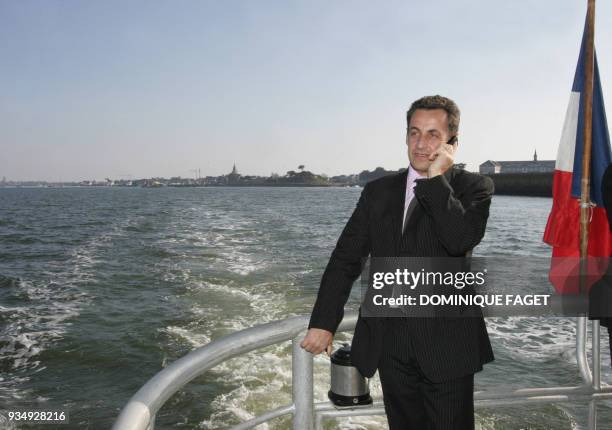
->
xmin=406 ymin=95 xmax=460 ymax=135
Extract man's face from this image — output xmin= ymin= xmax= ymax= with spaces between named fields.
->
xmin=406 ymin=108 xmax=452 ymax=176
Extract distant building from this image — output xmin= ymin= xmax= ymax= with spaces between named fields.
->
xmin=479 ymin=150 xmax=555 ymax=174
xmin=227 ymin=163 xmax=241 ymax=184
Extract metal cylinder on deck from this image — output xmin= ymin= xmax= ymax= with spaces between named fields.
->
xmin=328 ymin=343 xmax=372 ymax=408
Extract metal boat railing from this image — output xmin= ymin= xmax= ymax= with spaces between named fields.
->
xmin=113 ymin=312 xmax=612 ymax=430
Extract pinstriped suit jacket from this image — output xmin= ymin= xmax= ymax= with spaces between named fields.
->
xmin=308 ymin=166 xmax=495 ymax=382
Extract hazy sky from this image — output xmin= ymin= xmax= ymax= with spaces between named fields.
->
xmin=1 ymin=1 xmax=611 ymax=181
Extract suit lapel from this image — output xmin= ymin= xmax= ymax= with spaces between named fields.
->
xmin=443 ymin=166 xmax=454 ymax=183
xmin=390 ymin=169 xmax=408 ymax=255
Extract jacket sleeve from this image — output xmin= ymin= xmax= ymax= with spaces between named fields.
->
xmin=308 ymin=184 xmax=371 ymax=333
xmin=413 ymin=173 xmax=493 ymax=256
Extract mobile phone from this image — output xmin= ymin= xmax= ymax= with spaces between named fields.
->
xmin=447 ymin=136 xmax=458 ymax=146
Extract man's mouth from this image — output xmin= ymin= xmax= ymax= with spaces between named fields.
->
xmin=413 ymin=152 xmax=430 ymax=159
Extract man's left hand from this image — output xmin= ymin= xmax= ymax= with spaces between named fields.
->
xmin=428 ymin=142 xmax=456 ymax=178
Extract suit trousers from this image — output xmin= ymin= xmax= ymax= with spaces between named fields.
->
xmin=378 ymin=318 xmax=475 ymax=430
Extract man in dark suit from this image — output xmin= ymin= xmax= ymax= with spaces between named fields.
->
xmin=301 ymin=95 xmax=494 ymax=429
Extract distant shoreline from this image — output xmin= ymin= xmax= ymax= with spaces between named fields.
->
xmin=0 ymin=172 xmax=554 ymax=197
xmin=484 ymin=172 xmax=552 ymax=198
xmin=0 ymin=183 xmax=360 ymax=189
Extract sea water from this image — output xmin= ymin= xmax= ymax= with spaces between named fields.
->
xmin=0 ymin=187 xmax=610 ymax=429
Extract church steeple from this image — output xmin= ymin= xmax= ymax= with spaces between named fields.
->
xmin=533 ymin=149 xmax=538 ymax=162
xmin=231 ymin=163 xmax=238 ymax=174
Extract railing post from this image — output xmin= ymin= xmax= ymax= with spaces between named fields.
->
xmin=588 ymin=319 xmax=601 ymax=430
xmin=146 ymin=414 xmax=155 ymax=430
xmin=577 ymin=317 xmax=593 ymax=385
xmin=592 ymin=319 xmax=601 ymax=390
xmin=588 ymin=400 xmax=597 ymax=430
xmin=292 ymin=334 xmax=314 ymax=430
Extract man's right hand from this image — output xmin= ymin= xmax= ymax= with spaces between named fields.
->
xmin=300 ymin=328 xmax=333 ymax=356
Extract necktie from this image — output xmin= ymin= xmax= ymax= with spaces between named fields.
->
xmin=391 ymin=196 xmax=420 ymax=313
xmin=402 ymin=196 xmax=419 ymax=236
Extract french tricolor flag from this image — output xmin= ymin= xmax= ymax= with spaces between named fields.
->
xmin=543 ymin=21 xmax=612 ymax=294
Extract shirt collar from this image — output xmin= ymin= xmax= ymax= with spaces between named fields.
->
xmin=407 ymin=165 xmax=426 ymax=184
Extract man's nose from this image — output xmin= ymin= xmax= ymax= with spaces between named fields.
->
xmin=414 ymin=136 xmax=426 ymax=149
